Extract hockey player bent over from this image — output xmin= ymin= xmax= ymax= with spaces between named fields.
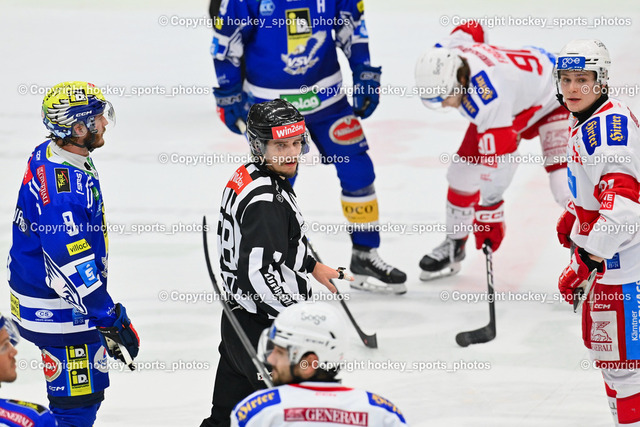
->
xmin=231 ymin=301 xmax=407 ymax=426
xmin=7 ymin=82 xmax=140 ymax=427
xmin=414 ymin=22 xmax=571 ymax=280
xmin=210 ymin=0 xmax=406 ymax=293
xmin=555 ymin=40 xmax=640 ymax=426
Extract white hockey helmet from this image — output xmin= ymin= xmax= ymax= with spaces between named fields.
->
xmin=554 ymin=39 xmax=611 ymax=87
xmin=257 ymin=302 xmax=345 ymax=370
xmin=415 ymin=46 xmax=463 ymax=109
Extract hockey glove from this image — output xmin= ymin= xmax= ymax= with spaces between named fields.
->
xmin=352 ymin=64 xmax=381 ymax=119
xmin=558 ymin=247 xmax=605 ymax=305
xmin=98 ymin=303 xmax=140 ymax=368
xmin=213 ymin=82 xmax=248 ymax=134
xmin=556 ymin=209 xmax=576 ymax=249
xmin=473 ymin=201 xmax=505 ymax=251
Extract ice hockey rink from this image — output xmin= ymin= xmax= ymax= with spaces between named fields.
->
xmin=2 ymin=0 xmax=640 ymax=425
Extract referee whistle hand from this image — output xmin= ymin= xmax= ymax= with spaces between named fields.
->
xmin=312 ymin=263 xmax=353 ymax=293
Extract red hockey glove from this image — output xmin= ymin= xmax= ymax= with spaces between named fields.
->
xmin=556 ymin=209 xmax=576 ymax=249
xmin=558 ymin=247 xmax=605 ymax=305
xmin=473 ymin=201 xmax=505 ymax=251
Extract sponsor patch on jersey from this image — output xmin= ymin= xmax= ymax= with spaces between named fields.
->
xmin=341 ymin=196 xmax=379 ymax=224
xmin=75 ymin=260 xmax=99 ymax=287
xmin=606 ymin=114 xmax=628 ymax=146
xmin=0 ymin=406 xmax=35 ymax=427
xmin=55 ymin=168 xmax=71 ymax=193
xmin=10 ymin=294 xmax=20 ymax=321
xmin=227 ymin=165 xmax=253 ymax=195
xmin=67 ymin=345 xmax=92 ymax=396
xmin=67 ymin=239 xmax=91 ymax=256
xmin=329 ymin=116 xmax=364 ymax=145
xmin=260 ymin=0 xmax=275 ymax=16
xmin=36 ymin=165 xmax=50 ymax=206
xmin=271 ymin=121 xmax=305 ymax=139
xmin=280 ymin=92 xmax=320 ymax=112
xmin=557 ymin=56 xmax=586 ymax=70
xmin=284 ymin=407 xmax=368 ymax=425
xmin=607 ymin=252 xmax=620 ymax=270
xmin=234 ymin=389 xmax=281 ymax=427
xmin=7 ymin=400 xmax=48 ymax=415
xmin=42 ymin=349 xmax=62 ymax=382
xmin=567 ymin=167 xmax=577 ymax=198
xmin=282 ymin=8 xmax=325 ymax=75
xmin=600 ymin=191 xmax=615 ymax=210
xmin=367 ymin=392 xmax=406 ymax=424
xmin=460 ymin=94 xmax=479 ymax=119
xmin=623 ymin=282 xmax=640 ymax=359
xmin=582 ymin=117 xmax=601 ymax=155
xmin=471 ymin=71 xmax=498 ymax=105
xmin=35 ymin=309 xmax=54 ymax=320
xmin=590 ymin=311 xmax=619 ymax=360
xmin=285 ymin=8 xmax=312 ymax=52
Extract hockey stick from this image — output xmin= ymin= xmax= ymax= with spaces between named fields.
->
xmin=202 ymin=216 xmax=274 ymax=388
xmin=306 ymin=241 xmax=378 ymax=349
xmin=456 ymin=243 xmax=496 ymax=347
xmin=572 ymin=269 xmax=598 ymax=313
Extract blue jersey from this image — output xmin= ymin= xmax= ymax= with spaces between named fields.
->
xmin=0 ymin=398 xmax=57 ymax=426
xmin=212 ymin=0 xmax=371 ymax=114
xmin=8 ymin=141 xmax=116 ymax=347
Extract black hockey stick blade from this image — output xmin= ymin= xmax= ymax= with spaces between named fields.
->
xmin=456 ymin=243 xmax=496 ymax=347
xmin=307 ymin=241 xmax=377 ymax=349
xmin=202 ymin=216 xmax=274 ymax=388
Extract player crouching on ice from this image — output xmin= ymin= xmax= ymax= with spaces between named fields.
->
xmin=231 ymin=301 xmax=407 ymax=426
xmin=414 ymin=22 xmax=571 ymax=280
xmin=0 ymin=314 xmax=57 ymax=426
xmin=555 ymin=40 xmax=640 ymax=426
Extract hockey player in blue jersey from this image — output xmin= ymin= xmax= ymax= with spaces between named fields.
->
xmin=209 ymin=0 xmax=407 ymax=294
xmin=7 ymin=81 xmax=140 ymax=427
xmin=0 ymin=314 xmax=58 ymax=426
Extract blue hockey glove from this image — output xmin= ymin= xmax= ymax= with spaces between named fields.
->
xmin=214 ymin=82 xmax=248 ymax=134
xmin=352 ymin=64 xmax=381 ymax=119
xmin=98 ymin=303 xmax=139 ymax=369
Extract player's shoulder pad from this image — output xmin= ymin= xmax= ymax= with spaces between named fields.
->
xmin=366 ymin=392 xmax=406 ymax=424
xmin=232 ymin=388 xmax=282 ymax=427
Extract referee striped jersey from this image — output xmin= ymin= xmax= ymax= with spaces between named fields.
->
xmin=217 ymin=162 xmax=316 ymax=318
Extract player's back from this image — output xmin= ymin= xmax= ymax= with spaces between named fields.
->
xmin=231 ymin=382 xmax=407 ymax=426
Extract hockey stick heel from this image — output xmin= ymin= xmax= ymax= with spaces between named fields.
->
xmin=455 ymin=243 xmax=496 ymax=347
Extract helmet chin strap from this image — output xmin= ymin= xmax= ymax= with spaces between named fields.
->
xmin=67 ymin=133 xmax=97 ymax=152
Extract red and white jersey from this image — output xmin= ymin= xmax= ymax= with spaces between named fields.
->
xmin=567 ymin=98 xmax=640 ymax=284
xmin=439 ymin=28 xmax=559 ymax=148
xmin=230 ymin=382 xmax=407 ymax=427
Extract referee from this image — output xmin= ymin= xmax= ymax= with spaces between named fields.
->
xmin=201 ymin=99 xmax=351 ymax=426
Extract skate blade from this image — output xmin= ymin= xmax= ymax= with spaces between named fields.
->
xmin=419 ymin=262 xmax=461 ymax=282
xmin=350 ymin=275 xmax=407 ymax=295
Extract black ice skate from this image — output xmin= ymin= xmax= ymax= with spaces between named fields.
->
xmin=419 ymin=237 xmax=467 ymax=281
xmin=350 ymin=246 xmax=407 ymax=294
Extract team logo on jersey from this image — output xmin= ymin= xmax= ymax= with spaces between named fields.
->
xmin=280 ymin=92 xmax=320 ymax=112
xmin=460 ymin=95 xmax=478 ymax=119
xmin=55 ymin=168 xmax=70 ymax=193
xmin=67 ymin=239 xmax=91 ymax=256
xmin=606 ymin=114 xmax=628 ymax=146
xmin=470 ymin=71 xmax=498 ymax=105
xmin=284 ymin=408 xmax=368 ymax=425
xmin=234 ymin=390 xmax=281 ymax=427
xmin=43 ymin=251 xmax=88 ymax=315
xmin=42 ymin=349 xmax=62 ymax=382
xmin=329 ymin=116 xmax=365 ymax=145
xmin=281 ymin=8 xmax=325 ymax=75
xmin=367 ymin=392 xmax=406 ymax=423
xmin=94 ymin=346 xmax=109 ymax=374
xmin=582 ymin=117 xmax=601 ymax=155
xmin=36 ymin=165 xmax=51 ymax=206
xmin=75 ymin=260 xmax=99 ymax=287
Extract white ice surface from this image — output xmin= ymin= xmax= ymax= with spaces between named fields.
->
xmin=2 ymin=0 xmax=640 ymax=425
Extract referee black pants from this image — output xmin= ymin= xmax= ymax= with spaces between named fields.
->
xmin=200 ymin=307 xmax=272 ymax=427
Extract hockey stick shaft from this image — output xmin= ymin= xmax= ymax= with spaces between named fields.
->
xmin=306 ymin=241 xmax=378 ymax=349
xmin=202 ymin=216 xmax=274 ymax=388
xmin=484 ymin=244 xmax=496 ymax=326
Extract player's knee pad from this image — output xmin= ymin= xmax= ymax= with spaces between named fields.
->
xmin=49 ymin=401 xmax=101 ymax=427
xmin=41 ymin=342 xmax=110 ymax=402
xmin=446 ymin=161 xmax=482 ymax=194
